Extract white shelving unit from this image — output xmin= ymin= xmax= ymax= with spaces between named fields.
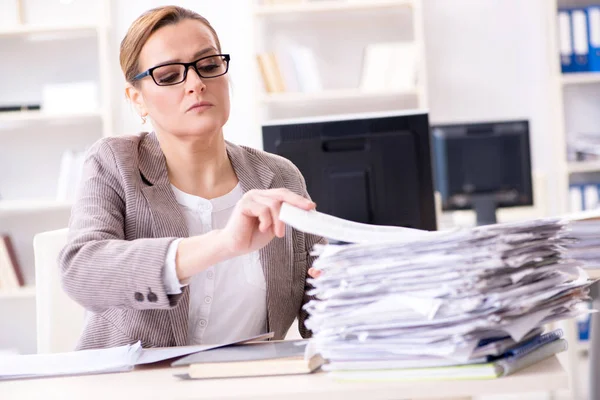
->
xmin=252 ymin=0 xmax=427 ymax=121
xmin=0 ymin=0 xmax=113 ymax=354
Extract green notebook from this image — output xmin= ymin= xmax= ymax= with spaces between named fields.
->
xmin=329 ymin=339 xmax=567 ymax=382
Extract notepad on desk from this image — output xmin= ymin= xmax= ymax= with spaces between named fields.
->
xmin=173 ymin=340 xmax=325 ymax=379
xmin=328 ymin=338 xmax=567 ymax=382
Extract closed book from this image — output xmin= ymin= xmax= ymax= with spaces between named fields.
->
xmin=0 ymin=235 xmax=24 ymax=288
xmin=174 ymin=340 xmax=325 ymax=379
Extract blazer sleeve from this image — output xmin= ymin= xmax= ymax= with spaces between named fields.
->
xmin=58 ymin=140 xmax=182 ymax=313
xmin=291 ymin=166 xmax=327 ymax=338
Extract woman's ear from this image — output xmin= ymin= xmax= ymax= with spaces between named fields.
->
xmin=125 ymin=84 xmax=148 ymax=117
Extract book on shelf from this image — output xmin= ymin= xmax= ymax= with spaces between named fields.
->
xmin=56 ymin=149 xmax=87 ymax=202
xmin=0 ymin=234 xmax=25 ymax=289
xmin=360 ymin=41 xmax=417 ymax=92
xmin=257 ymin=47 xmax=322 ymax=95
xmin=173 ymin=340 xmax=325 ymax=379
xmin=256 ymin=52 xmax=286 ymax=93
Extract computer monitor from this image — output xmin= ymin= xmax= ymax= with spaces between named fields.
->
xmin=431 ymin=120 xmax=533 ymax=226
xmin=262 ymin=110 xmax=437 ymax=231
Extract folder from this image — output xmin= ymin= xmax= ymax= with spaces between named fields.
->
xmin=587 ymin=6 xmax=600 ymax=72
xmin=329 ymin=339 xmax=567 ymax=381
xmin=558 ymin=9 xmax=575 ymax=73
xmin=572 ymin=8 xmax=590 ymax=72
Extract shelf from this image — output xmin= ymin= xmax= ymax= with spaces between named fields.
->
xmin=561 ymin=72 xmax=600 ymax=86
xmin=0 ymin=286 xmax=36 ymax=300
xmin=0 ymin=110 xmax=103 ymax=125
xmin=254 ymin=0 xmax=413 ymax=16
xmin=576 ymin=340 xmax=590 ymax=353
xmin=261 ymin=88 xmax=418 ymax=105
xmin=0 ymin=23 xmax=98 ymax=38
xmin=0 ymin=200 xmax=72 ymax=217
xmin=567 ymin=161 xmax=600 ymax=174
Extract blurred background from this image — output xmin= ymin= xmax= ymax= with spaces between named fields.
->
xmin=0 ymin=0 xmax=597 ymax=398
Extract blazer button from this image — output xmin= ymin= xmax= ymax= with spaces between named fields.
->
xmin=147 ymin=288 xmax=158 ymax=303
xmin=134 ymin=292 xmax=144 ymax=302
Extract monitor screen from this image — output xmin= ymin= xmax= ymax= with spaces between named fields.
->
xmin=431 ymin=120 xmax=533 ymax=225
xmin=262 ymin=111 xmax=437 ymax=231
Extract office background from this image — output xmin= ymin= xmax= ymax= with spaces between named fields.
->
xmin=0 ymin=0 xmax=597 ymax=398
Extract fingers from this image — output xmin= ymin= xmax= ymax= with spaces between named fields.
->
xmin=308 ymin=268 xmax=322 ymax=279
xmin=240 ymin=198 xmax=273 ymax=233
xmin=265 ymin=188 xmax=316 ymax=210
xmin=243 ymin=189 xmax=316 ymax=238
xmin=254 ymin=195 xmax=285 ymax=237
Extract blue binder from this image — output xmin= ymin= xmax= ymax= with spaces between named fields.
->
xmin=558 ymin=9 xmax=575 ymax=73
xmin=587 ymin=6 xmax=600 ymax=72
xmin=572 ymin=8 xmax=590 ymax=72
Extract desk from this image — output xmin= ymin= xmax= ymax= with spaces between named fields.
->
xmin=0 ymin=356 xmax=567 ymax=400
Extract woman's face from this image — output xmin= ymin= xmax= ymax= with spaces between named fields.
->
xmin=128 ymin=19 xmax=230 ymax=139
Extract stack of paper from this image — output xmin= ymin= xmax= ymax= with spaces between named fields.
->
xmin=562 ymin=215 xmax=600 ymax=269
xmin=279 ymin=204 xmax=595 ymax=380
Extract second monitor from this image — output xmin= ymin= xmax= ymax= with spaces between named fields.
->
xmin=262 ymin=111 xmax=437 ymax=231
xmin=431 ymin=120 xmax=533 ymax=226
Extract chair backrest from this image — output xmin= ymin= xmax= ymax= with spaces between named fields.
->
xmin=34 ymin=228 xmax=85 ymax=353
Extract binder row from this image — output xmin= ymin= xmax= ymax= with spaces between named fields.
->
xmin=558 ymin=6 xmax=600 ymax=73
xmin=569 ymin=183 xmax=600 ymax=211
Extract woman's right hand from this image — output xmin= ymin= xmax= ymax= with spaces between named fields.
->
xmin=175 ymin=188 xmax=315 ymax=282
xmin=220 ymin=188 xmax=316 ymax=257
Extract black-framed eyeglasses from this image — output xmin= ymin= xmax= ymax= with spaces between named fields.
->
xmin=132 ymin=54 xmax=230 ymax=86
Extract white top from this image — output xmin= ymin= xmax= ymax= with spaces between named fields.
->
xmin=162 ymin=183 xmax=267 ymax=345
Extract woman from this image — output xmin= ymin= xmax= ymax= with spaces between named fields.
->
xmin=59 ymin=5 xmax=324 ymax=350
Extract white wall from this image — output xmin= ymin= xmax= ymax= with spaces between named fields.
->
xmin=110 ymin=0 xmax=261 ymax=149
xmin=422 ymin=0 xmax=561 ymax=215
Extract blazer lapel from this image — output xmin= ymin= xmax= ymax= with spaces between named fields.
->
xmin=227 ymin=142 xmax=293 ymax=338
xmin=138 ymin=132 xmax=190 ymax=346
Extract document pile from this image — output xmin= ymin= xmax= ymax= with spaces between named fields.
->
xmin=279 ymin=204 xmax=594 ymax=381
xmin=562 ymin=212 xmax=600 ymax=269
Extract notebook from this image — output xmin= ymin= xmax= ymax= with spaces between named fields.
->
xmin=173 ymin=340 xmax=325 ymax=379
xmin=328 ymin=339 xmax=567 ymax=382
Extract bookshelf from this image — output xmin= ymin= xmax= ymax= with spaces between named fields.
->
xmin=0 ymin=0 xmax=113 ymax=355
xmin=252 ymin=0 xmax=428 ymax=122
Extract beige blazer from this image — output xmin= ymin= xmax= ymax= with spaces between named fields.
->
xmin=59 ymin=132 xmax=325 ymax=350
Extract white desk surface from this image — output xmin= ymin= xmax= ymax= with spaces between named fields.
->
xmin=0 ymin=356 xmax=567 ymax=400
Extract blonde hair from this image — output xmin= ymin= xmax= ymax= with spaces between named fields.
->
xmin=119 ymin=6 xmax=222 ymax=84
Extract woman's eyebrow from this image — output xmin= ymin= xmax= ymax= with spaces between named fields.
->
xmin=154 ymin=47 xmax=218 ymax=67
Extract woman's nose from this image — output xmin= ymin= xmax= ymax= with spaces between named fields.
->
xmin=185 ymin=66 xmax=206 ymax=92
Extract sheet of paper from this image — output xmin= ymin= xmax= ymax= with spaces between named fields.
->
xmin=0 ymin=342 xmax=142 ymax=380
xmin=279 ymin=203 xmax=441 ymax=243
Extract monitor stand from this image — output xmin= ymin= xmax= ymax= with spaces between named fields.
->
xmin=471 ymin=194 xmax=498 ymax=226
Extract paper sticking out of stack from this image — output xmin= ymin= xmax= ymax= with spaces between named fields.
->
xmin=561 ymin=210 xmax=600 ymax=269
xmin=279 ymin=204 xmax=597 ymax=380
